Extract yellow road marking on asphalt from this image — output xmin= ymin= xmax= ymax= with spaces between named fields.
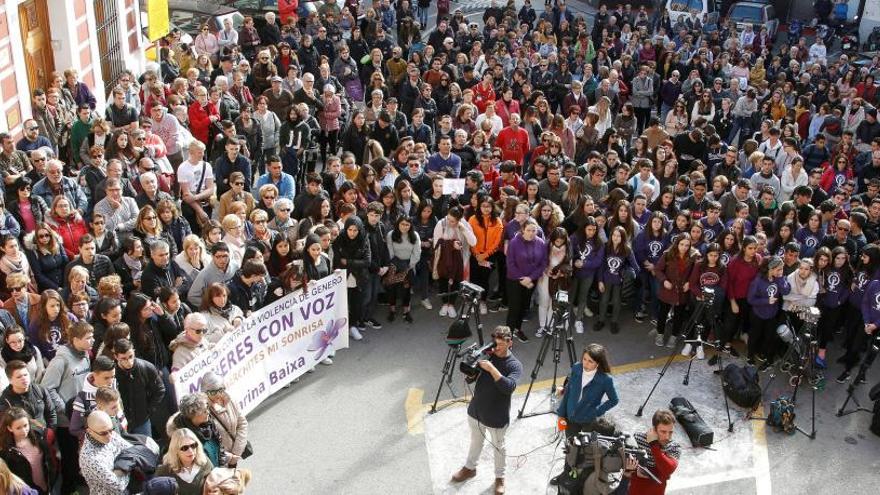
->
xmin=406 ymin=354 xmax=689 ymax=435
xmin=751 ymin=404 xmax=773 ymax=494
xmin=405 ymin=388 xmax=426 ymax=434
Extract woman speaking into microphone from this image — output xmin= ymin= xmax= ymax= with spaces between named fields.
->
xmin=551 ymin=343 xmax=619 ymax=485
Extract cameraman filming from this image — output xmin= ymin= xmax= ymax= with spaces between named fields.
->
xmin=451 ymin=326 xmax=523 ymax=495
xmin=623 ymin=409 xmax=681 ymax=495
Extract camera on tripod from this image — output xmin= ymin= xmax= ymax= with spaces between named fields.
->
xmin=459 ymin=281 xmax=484 ymax=299
xmin=554 ymin=290 xmax=570 ymax=306
xmin=458 ymin=341 xmax=497 ymax=377
xmin=700 ymin=286 xmax=716 ymax=305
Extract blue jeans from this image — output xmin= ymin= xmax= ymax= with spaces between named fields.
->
xmin=416 ymin=6 xmax=429 ymax=26
xmin=660 ymin=102 xmax=673 ymax=122
xmin=635 ymin=271 xmax=659 ymax=318
xmin=128 ymin=419 xmax=152 ymax=437
xmin=728 ymin=116 xmax=753 ymax=147
xmin=361 ymin=274 xmax=382 ymax=321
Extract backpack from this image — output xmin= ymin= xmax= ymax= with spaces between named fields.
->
xmin=722 ymin=363 xmax=762 ymax=409
xmin=766 ymin=395 xmax=796 ymax=434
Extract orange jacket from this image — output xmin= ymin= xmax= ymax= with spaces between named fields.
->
xmin=468 ymin=216 xmax=504 ymax=258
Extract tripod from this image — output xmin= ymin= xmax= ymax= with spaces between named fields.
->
xmin=517 ymin=299 xmax=577 ymax=419
xmin=636 ymin=296 xmax=736 ymax=433
xmin=748 ymin=314 xmax=820 ymax=439
xmin=837 ymin=333 xmax=880 ymax=418
xmin=430 ymin=289 xmax=485 ymax=414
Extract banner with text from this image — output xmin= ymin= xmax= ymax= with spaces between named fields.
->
xmin=174 ymin=271 xmax=349 ymax=415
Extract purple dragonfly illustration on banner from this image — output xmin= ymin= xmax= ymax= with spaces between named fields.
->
xmin=307 ymin=318 xmax=348 ymax=361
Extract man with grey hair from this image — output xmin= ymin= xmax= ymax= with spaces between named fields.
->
xmin=94 ymin=177 xmax=140 ymax=235
xmin=140 ymin=239 xmax=186 ymax=299
xmin=170 ymin=313 xmax=212 ymax=371
xmin=135 ymin=171 xmax=173 ymax=209
xmin=293 ymin=71 xmax=324 ymax=117
xmin=80 ymin=410 xmax=131 ymax=495
xmin=32 ymin=159 xmax=89 ymax=216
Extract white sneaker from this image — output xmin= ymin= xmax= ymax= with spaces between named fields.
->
xmin=439 ymin=305 xmax=449 ymax=317
xmin=447 ymin=306 xmax=457 ymax=318
xmin=536 ymin=327 xmax=545 ymax=338
xmin=321 ymin=357 xmax=334 ymax=365
xmin=696 ymin=345 xmax=705 ymax=360
xmin=681 ymin=343 xmax=692 ymax=357
xmin=350 ymin=327 xmax=363 ymax=341
xmin=584 ymin=307 xmax=594 ymax=317
xmin=421 ymin=298 xmax=433 ymax=310
xmin=479 ymin=302 xmax=488 ymax=315
xmin=575 ymin=321 xmax=584 ymax=334
xmin=655 ymin=333 xmax=665 ymax=347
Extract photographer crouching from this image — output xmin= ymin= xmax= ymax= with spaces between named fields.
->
xmin=451 ymin=326 xmax=523 ymax=495
xmin=623 ymin=409 xmax=681 ymax=495
xmin=551 ymin=344 xmax=619 ymax=486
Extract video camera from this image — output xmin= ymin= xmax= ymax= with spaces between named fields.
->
xmin=700 ymin=286 xmax=716 ymax=305
xmin=558 ymin=431 xmax=654 ymax=495
xmin=458 ymin=341 xmax=497 ymax=377
xmin=554 ymin=290 xmax=570 ymax=306
xmin=459 ymin=281 xmax=485 ymax=299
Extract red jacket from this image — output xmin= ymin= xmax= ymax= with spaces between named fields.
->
xmin=48 ymin=213 xmax=89 ymax=258
xmin=725 ymin=254 xmax=762 ymax=300
xmin=187 ymin=101 xmax=219 ymax=145
xmin=656 ymin=252 xmax=698 ymax=306
xmin=494 ymin=99 xmax=521 ymax=127
xmin=627 ymin=441 xmax=679 ymax=495
xmin=472 ymin=82 xmax=496 ymax=114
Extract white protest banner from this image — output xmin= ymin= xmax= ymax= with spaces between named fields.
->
xmin=174 ymin=271 xmax=349 ymax=415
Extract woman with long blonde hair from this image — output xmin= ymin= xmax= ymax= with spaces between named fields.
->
xmin=0 ymin=458 xmax=33 ymax=495
xmin=156 ymin=428 xmax=214 ymax=494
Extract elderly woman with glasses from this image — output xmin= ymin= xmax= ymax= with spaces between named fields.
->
xmin=45 ymin=195 xmax=88 ymax=258
xmin=168 ymin=393 xmax=237 ymax=469
xmin=156 ymin=427 xmax=215 ymax=495
xmin=169 ymin=313 xmax=211 ymax=372
xmin=199 ymin=373 xmax=249 ymax=459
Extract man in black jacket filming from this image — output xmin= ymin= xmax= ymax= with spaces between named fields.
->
xmin=450 ymin=326 xmax=523 ymax=495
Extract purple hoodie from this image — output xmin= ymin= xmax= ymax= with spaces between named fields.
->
xmin=848 ymin=269 xmax=877 ymax=307
xmin=633 ymin=230 xmax=668 ymax=266
xmin=506 ymin=234 xmax=548 ymax=282
xmin=860 ymin=280 xmax=880 ymax=327
xmin=700 ymin=217 xmax=725 ymax=243
xmin=819 ymin=266 xmax=851 ymax=309
xmin=600 ymin=248 xmax=640 ymax=285
xmin=570 ymin=234 xmax=604 ymax=279
xmin=795 ymin=226 xmax=823 ymax=258
xmin=747 ymin=275 xmax=791 ymax=320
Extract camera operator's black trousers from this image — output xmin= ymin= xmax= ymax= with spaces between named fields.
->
xmin=506 ymin=280 xmax=535 ymax=332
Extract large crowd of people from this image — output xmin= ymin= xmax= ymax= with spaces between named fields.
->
xmin=0 ymin=0 xmax=878 ymax=493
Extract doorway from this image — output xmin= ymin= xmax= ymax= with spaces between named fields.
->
xmin=18 ymin=0 xmax=55 ymax=94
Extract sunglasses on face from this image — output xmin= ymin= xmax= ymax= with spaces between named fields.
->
xmin=179 ymin=443 xmax=199 ymax=452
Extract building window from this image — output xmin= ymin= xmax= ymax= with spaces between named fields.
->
xmin=94 ymin=0 xmax=124 ymax=97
